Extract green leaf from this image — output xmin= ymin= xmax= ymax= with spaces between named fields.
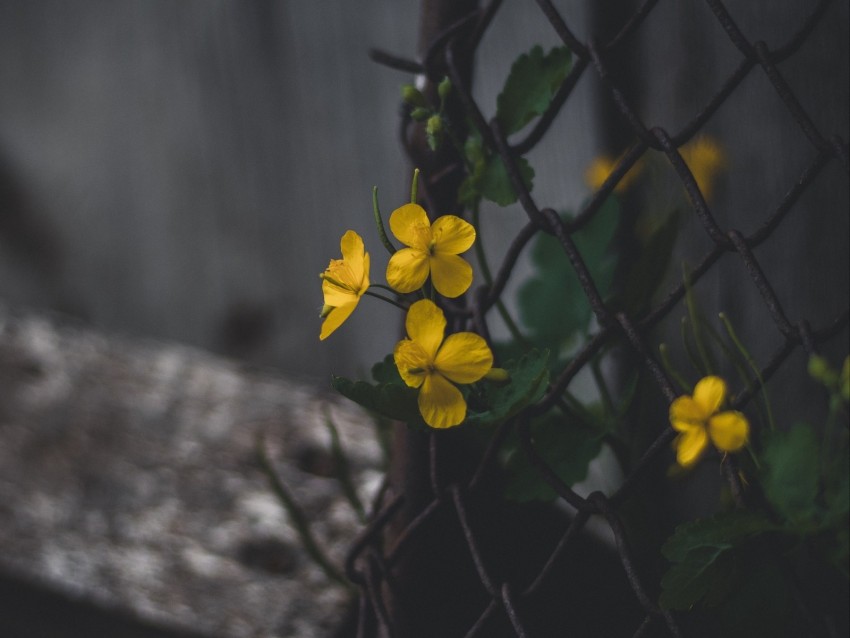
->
xmin=466 ymin=349 xmax=549 ymax=428
xmin=458 ymin=122 xmax=535 ymax=208
xmin=496 ymin=45 xmax=571 ymax=136
xmin=480 ymin=154 xmax=535 ymax=207
xmin=517 ymin=196 xmax=620 ymax=350
xmin=659 ymin=510 xmax=775 ymax=611
xmin=761 ymin=424 xmax=821 ymax=526
xmin=711 ymin=553 xmax=794 ymax=638
xmin=331 ymin=373 xmax=425 ymax=427
xmin=504 ymin=414 xmax=604 ymax=502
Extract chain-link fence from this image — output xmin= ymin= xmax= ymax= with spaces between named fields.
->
xmin=341 ymin=1 xmax=849 ymax=635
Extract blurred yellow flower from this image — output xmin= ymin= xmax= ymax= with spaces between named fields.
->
xmin=584 ymin=155 xmax=642 ymax=192
xmin=681 ymin=136 xmax=725 ymax=200
xmin=319 ymin=230 xmax=370 ymax=340
xmin=669 ymin=376 xmax=749 ymax=468
xmin=394 ymin=299 xmax=493 ymax=428
xmin=385 ymin=203 xmax=475 ymax=298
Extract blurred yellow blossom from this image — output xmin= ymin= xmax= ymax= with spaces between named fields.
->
xmin=319 ymin=230 xmax=370 ymax=340
xmin=584 ymin=155 xmax=642 ymax=192
xmin=385 ymin=203 xmax=475 ymax=298
xmin=394 ymin=299 xmax=493 ymax=428
xmin=669 ymin=375 xmax=749 ymax=468
xmin=681 ymin=136 xmax=725 ymax=200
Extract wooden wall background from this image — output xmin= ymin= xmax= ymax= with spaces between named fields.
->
xmin=0 ymin=0 xmax=846 ymax=406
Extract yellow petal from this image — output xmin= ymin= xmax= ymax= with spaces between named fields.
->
xmin=418 ymin=373 xmax=466 ymax=428
xmin=340 ymin=230 xmax=366 ymax=276
xmin=430 ymin=253 xmax=473 ymax=298
xmin=669 ymin=396 xmax=706 ymax=428
xmin=693 ymin=376 xmax=726 ymax=416
xmin=708 ymin=411 xmax=749 ymax=452
xmin=405 ymin=299 xmax=445 ymax=359
xmin=360 ymin=251 xmax=370 ymax=292
xmin=431 ymin=215 xmax=475 ymax=254
xmin=675 ymin=426 xmax=708 ymax=468
xmin=322 ymin=275 xmax=358 ymax=307
xmin=386 ymin=248 xmax=430 ymax=294
xmin=435 ymin=333 xmax=493 ymax=384
xmin=389 ymin=203 xmax=431 ymax=249
xmin=393 ymin=339 xmax=429 ymax=389
xmin=319 ymin=301 xmax=358 ymax=340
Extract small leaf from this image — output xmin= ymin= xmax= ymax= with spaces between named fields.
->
xmin=496 ymin=45 xmax=571 ymax=135
xmin=761 ymin=424 xmax=821 ymax=526
xmin=332 ymin=374 xmax=425 ymax=427
xmin=467 ymin=349 xmax=549 ymax=427
xmin=480 ymin=154 xmax=535 ymax=206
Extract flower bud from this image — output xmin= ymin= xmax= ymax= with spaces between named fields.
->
xmin=410 ymin=107 xmax=431 ymax=121
xmin=437 ymin=76 xmax=451 ymax=101
xmin=426 ymin=115 xmax=442 ymax=136
xmin=401 ymin=84 xmax=426 ymax=107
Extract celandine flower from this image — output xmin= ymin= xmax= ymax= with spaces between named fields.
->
xmin=669 ymin=375 xmax=749 ymax=468
xmin=319 ymin=230 xmax=369 ymax=340
xmin=394 ymin=299 xmax=493 ymax=428
xmin=385 ymin=203 xmax=475 ymax=298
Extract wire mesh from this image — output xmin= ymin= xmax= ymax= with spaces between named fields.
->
xmin=345 ymin=1 xmax=849 ymax=635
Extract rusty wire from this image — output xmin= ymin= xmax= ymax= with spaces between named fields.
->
xmin=347 ymin=0 xmax=849 ymax=635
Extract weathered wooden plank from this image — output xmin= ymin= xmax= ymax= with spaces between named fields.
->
xmin=0 ymin=305 xmax=382 ymax=637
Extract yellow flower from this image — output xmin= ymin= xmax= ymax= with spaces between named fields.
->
xmin=319 ymin=230 xmax=370 ymax=340
xmin=394 ymin=299 xmax=493 ymax=428
xmin=584 ymin=155 xmax=641 ymax=192
xmin=385 ymin=203 xmax=475 ymax=298
xmin=680 ymin=136 xmax=725 ymax=201
xmin=669 ymin=376 xmax=749 ymax=468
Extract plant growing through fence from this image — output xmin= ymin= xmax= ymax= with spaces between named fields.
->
xmin=263 ymin=2 xmax=849 ymax=636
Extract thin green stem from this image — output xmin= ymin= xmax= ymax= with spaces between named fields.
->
xmin=683 ymin=265 xmax=715 ymax=374
xmin=323 ymin=409 xmax=366 ymax=523
xmin=364 ymin=289 xmax=408 ymax=311
xmin=255 ymin=433 xmax=351 ymax=589
xmin=745 ymin=443 xmax=762 ymax=471
xmin=373 ymin=186 xmax=396 ymax=256
xmin=681 ymin=317 xmax=706 ymax=377
xmin=719 ymin=312 xmax=776 ymax=431
xmin=659 ymin=343 xmax=692 ymax=393
xmin=410 ymin=168 xmax=420 ymax=204
xmin=370 ymin=283 xmax=400 ymax=294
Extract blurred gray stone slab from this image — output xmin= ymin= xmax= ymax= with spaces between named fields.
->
xmin=0 ymin=305 xmax=382 ymax=637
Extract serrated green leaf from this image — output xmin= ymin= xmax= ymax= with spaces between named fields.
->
xmin=466 ymin=349 xmax=549 ymax=427
xmin=761 ymin=424 xmax=821 ymax=526
xmin=662 ymin=510 xmax=773 ymax=562
xmin=518 ymin=196 xmax=620 ymax=348
xmin=480 ymin=154 xmax=535 ymax=206
xmin=660 ymin=545 xmax=738 ymax=610
xmin=659 ymin=511 xmax=775 ymax=611
xmin=496 ymin=45 xmax=571 ymax=136
xmin=504 ymin=414 xmax=604 ymax=502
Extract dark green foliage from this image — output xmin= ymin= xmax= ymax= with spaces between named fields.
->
xmin=518 ymin=196 xmax=620 ymax=352
xmin=496 ymin=45 xmax=571 ymax=136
